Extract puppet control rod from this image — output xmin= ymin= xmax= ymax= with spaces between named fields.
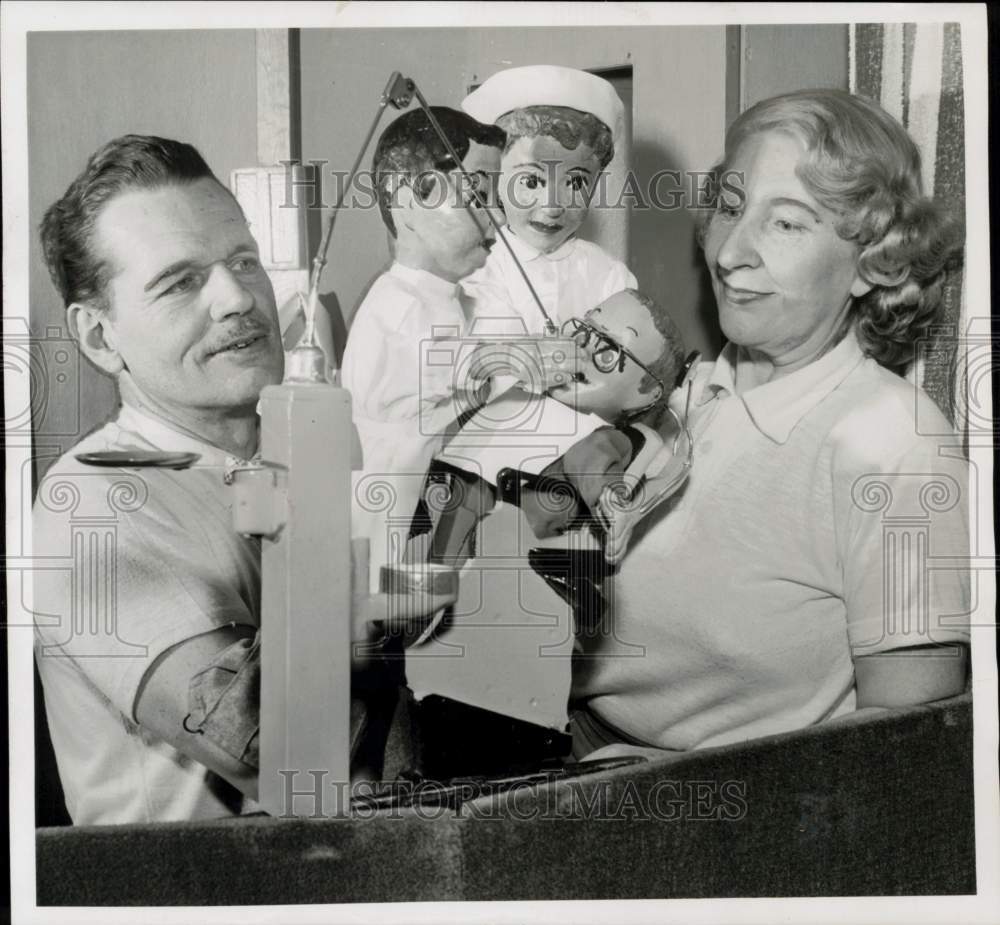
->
xmin=297 ymin=69 xmax=558 ymax=373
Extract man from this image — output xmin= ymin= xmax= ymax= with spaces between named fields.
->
xmin=33 ymin=135 xmax=451 ymax=825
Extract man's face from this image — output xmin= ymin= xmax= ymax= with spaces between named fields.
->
xmin=500 ymin=134 xmax=601 ymax=254
xmin=94 ymin=178 xmax=283 ymax=417
xmin=405 ymin=140 xmax=504 ymax=282
xmin=554 ymin=290 xmax=665 ymax=421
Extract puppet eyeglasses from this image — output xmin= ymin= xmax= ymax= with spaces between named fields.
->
xmin=561 ymin=317 xmax=664 ymax=390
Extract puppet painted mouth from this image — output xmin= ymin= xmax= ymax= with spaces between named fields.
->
xmin=480 ymin=237 xmax=496 ymax=252
xmin=528 ymin=219 xmax=565 ymax=236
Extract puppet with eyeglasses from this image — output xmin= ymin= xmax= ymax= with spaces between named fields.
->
xmin=425 ymin=287 xmax=696 ymax=572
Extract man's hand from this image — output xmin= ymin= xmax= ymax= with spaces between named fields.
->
xmin=353 ymin=587 xmax=459 ymax=642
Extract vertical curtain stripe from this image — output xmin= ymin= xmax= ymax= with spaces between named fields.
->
xmin=880 ymin=23 xmax=905 ymax=122
xmin=908 ymin=23 xmax=945 ymax=197
xmin=853 ymin=20 xmax=966 ymax=433
xmin=901 ymin=22 xmax=916 ymax=126
xmin=853 ymin=23 xmax=884 ymax=101
xmin=902 ymin=23 xmax=944 ymax=391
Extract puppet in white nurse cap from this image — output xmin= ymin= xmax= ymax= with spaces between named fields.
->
xmin=462 ymin=65 xmax=627 ymax=256
xmin=462 ymin=65 xmax=626 ymax=150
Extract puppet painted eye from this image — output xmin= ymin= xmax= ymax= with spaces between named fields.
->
xmin=592 ymin=345 xmax=621 ymax=373
xmin=519 ymin=173 xmax=542 ymax=191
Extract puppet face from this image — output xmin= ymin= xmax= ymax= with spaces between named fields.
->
xmin=553 ymin=290 xmax=665 ymax=421
xmin=91 ymin=178 xmax=283 ymax=418
xmin=500 ymin=134 xmax=600 ymax=254
xmin=400 ymin=140 xmax=503 ymax=282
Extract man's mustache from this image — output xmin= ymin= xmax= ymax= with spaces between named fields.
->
xmin=204 ymin=317 xmax=274 ymax=356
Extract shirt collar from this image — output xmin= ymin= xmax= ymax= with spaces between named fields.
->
xmin=501 ymin=229 xmax=579 ymax=263
xmin=116 ymin=402 xmax=252 ymax=469
xmin=390 ymin=261 xmax=460 ymax=299
xmin=700 ymin=330 xmax=866 ymax=444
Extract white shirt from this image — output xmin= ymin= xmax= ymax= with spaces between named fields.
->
xmin=462 ymin=232 xmax=638 ymax=336
xmin=33 ymin=403 xmax=261 ymax=825
xmin=573 ymin=331 xmax=971 ymax=750
xmin=342 ymin=263 xmax=473 ymax=586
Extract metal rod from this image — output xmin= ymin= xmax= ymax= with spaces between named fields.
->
xmin=409 ymin=83 xmax=558 ymax=335
xmin=303 ymin=71 xmax=559 ymax=341
xmin=304 ymin=72 xmax=403 ymax=341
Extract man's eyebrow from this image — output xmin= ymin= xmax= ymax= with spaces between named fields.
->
xmin=771 ymin=197 xmax=822 ymax=221
xmin=144 ymin=259 xmax=198 ymax=293
xmin=143 ymin=244 xmax=257 ymax=292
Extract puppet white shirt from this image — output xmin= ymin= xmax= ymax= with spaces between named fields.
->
xmin=342 ymin=262 xmax=471 ymax=585
xmin=461 ymin=231 xmax=637 ymax=336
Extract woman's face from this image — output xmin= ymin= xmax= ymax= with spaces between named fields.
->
xmin=703 ymin=130 xmax=871 ymax=374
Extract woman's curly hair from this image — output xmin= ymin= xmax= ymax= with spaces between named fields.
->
xmin=700 ymin=89 xmax=964 ymax=370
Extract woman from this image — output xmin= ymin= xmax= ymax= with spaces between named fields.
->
xmin=570 ymin=88 xmax=969 ymax=759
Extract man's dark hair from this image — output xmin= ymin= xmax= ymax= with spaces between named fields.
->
xmin=373 ymin=107 xmax=505 ymax=237
xmin=40 ymin=134 xmax=223 ymax=309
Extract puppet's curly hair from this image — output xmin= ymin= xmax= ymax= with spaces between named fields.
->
xmin=497 ymin=105 xmax=615 ymax=170
xmin=699 ymin=89 xmax=963 ymax=370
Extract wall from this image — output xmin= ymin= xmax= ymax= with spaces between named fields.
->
xmin=26 ymin=24 xmax=849 ymax=472
xmin=299 ymin=26 xmax=730 ymax=361
xmin=740 ymin=24 xmax=849 ymax=111
xmin=27 ymin=30 xmax=259 ymax=472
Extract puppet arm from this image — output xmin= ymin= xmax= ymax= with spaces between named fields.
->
xmin=515 ymin=427 xmax=636 ymax=538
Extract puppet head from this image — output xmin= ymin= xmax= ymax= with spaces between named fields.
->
xmin=373 ymin=107 xmax=505 ymax=282
xmin=463 ymin=66 xmax=624 ymax=254
xmin=553 ymin=289 xmax=685 ymax=424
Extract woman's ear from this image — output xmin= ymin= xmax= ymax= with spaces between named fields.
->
xmin=854 ymin=256 xmax=910 ymax=297
xmin=66 ymin=302 xmax=124 ymax=375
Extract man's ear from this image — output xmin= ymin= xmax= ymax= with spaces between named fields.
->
xmin=66 ymin=301 xmax=124 ymax=375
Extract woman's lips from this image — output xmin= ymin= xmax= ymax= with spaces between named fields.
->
xmin=720 ymin=282 xmax=771 ymax=304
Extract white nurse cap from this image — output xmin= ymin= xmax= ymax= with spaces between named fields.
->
xmin=462 ymin=65 xmax=626 ymax=148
